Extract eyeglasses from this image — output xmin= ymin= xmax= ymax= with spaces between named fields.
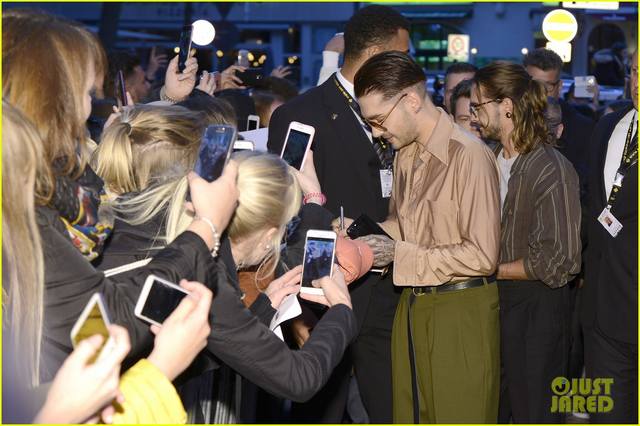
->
xmin=364 ymin=93 xmax=407 ymax=132
xmin=469 ymin=98 xmax=502 ymax=118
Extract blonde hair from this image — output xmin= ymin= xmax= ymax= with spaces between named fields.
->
xmin=2 ymin=11 xmax=104 ymax=193
xmin=226 ymin=151 xmax=302 ymax=274
xmin=93 ymin=104 xmax=206 ymax=194
xmin=2 ymin=101 xmax=46 ymax=387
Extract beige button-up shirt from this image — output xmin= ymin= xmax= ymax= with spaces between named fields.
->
xmin=380 ymin=109 xmax=501 ymax=286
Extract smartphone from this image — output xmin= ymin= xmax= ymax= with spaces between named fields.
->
xmin=246 ymin=114 xmax=260 ymax=131
xmin=234 ymin=68 xmax=264 ymax=87
xmin=574 ymin=75 xmax=596 ymax=99
xmin=178 ymin=25 xmax=193 ymax=73
xmin=194 ymin=124 xmax=237 ymax=182
xmin=70 ymin=293 xmax=115 ymax=364
xmin=300 ymin=230 xmax=337 ymax=295
xmin=233 ymin=140 xmax=255 ymax=152
xmin=346 ymin=214 xmax=391 ymax=240
xmin=237 ymin=49 xmax=250 ymax=68
xmin=114 ymin=70 xmax=128 ymax=108
xmin=135 ymin=275 xmax=190 ymax=327
xmin=280 ymin=121 xmax=315 ymax=171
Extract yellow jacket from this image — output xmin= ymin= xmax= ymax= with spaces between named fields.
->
xmin=113 ymin=359 xmax=186 ymax=424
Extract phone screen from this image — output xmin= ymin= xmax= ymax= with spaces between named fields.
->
xmin=247 ymin=117 xmax=259 ymax=131
xmin=194 ymin=125 xmax=236 ymax=182
xmin=141 ymin=279 xmax=189 ymax=325
xmin=282 ymin=129 xmax=311 ymax=170
xmin=302 ymin=237 xmax=336 ymax=287
xmin=178 ymin=25 xmax=193 ymax=72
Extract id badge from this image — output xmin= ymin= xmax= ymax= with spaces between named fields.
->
xmin=380 ymin=169 xmax=393 ymax=198
xmin=598 ymin=207 xmax=623 ymax=238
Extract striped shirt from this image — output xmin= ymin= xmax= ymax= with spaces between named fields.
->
xmin=498 ymin=143 xmax=581 ymax=288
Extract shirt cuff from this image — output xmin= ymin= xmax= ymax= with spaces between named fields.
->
xmin=322 ymin=51 xmax=340 ymax=68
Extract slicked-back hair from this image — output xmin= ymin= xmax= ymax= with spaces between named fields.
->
xmin=450 ymin=78 xmax=473 ymax=116
xmin=344 ymin=5 xmax=410 ymax=62
xmin=523 ymin=48 xmax=563 ymax=73
xmin=445 ymin=62 xmax=477 ymax=80
xmin=354 ymin=51 xmax=425 ymax=100
xmin=473 ymin=61 xmax=550 ymax=154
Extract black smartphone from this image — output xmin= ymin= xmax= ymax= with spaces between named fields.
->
xmin=115 ymin=70 xmax=127 ymax=108
xmin=178 ymin=25 xmax=193 ymax=73
xmin=346 ymin=214 xmax=391 ymax=240
xmin=234 ymin=68 xmax=264 ymax=87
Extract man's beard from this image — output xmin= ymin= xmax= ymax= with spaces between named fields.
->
xmin=480 ymin=121 xmax=502 ymax=141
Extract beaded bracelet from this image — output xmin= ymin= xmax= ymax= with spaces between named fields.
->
xmin=195 ymin=216 xmax=221 ymax=257
xmin=303 ymin=192 xmax=327 ymax=206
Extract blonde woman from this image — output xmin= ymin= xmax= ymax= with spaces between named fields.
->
xmin=92 ymin=104 xmax=358 ymax=404
xmin=2 ymin=10 xmax=240 ymax=385
xmin=2 ymin=102 xmax=213 ymax=424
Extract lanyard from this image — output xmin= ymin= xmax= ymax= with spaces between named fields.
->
xmin=606 ymin=112 xmax=637 ymax=210
xmin=332 ymin=74 xmax=394 ymax=169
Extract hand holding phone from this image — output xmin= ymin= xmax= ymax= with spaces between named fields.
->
xmin=194 ymin=125 xmax=237 ymax=183
xmin=135 ymin=275 xmax=191 ymax=327
xmin=280 ymin=121 xmax=315 ymax=171
xmin=299 ymin=265 xmax=352 ymax=309
xmin=186 ymin=161 xmax=239 ymax=244
xmin=164 ymin=51 xmax=198 ymax=103
xmin=300 ymin=230 xmax=337 ymax=295
xmin=147 ymin=280 xmax=213 ymax=381
xmin=39 ymin=324 xmax=130 ymax=424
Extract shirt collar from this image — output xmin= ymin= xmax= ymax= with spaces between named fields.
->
xmin=417 ymin=108 xmax=453 ymax=166
xmin=336 ymin=70 xmax=356 ymax=100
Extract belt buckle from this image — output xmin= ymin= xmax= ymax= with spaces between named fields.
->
xmin=412 ymin=287 xmax=428 ymax=297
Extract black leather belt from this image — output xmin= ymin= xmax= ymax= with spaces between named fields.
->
xmin=412 ymin=274 xmax=496 ymax=296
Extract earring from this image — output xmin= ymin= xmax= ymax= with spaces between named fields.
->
xmin=506 ymin=112 xmax=512 ymax=118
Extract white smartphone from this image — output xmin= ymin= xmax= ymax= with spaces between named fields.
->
xmin=135 ymin=275 xmax=190 ymax=327
xmin=246 ymin=114 xmax=260 ymax=131
xmin=280 ymin=121 xmax=315 ymax=171
xmin=300 ymin=230 xmax=337 ymax=295
xmin=70 ymin=293 xmax=115 ymax=364
xmin=233 ymin=140 xmax=255 ymax=152
xmin=574 ymin=75 xmax=597 ymax=99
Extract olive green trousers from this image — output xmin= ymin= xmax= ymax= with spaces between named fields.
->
xmin=392 ymin=282 xmax=500 ymax=423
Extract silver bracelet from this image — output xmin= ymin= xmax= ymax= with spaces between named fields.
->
xmin=195 ymin=216 xmax=221 ymax=257
xmin=159 ymin=85 xmax=185 ymax=104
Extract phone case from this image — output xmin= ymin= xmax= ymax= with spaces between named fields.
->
xmin=346 ymin=214 xmax=391 ymax=239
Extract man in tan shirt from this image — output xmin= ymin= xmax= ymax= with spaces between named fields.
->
xmin=353 ymin=52 xmax=501 ymax=423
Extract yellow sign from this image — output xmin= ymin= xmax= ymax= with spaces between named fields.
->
xmin=546 ymin=41 xmax=572 ymax=63
xmin=542 ymin=9 xmax=578 ymax=43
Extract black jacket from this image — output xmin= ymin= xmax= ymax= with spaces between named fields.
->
xmin=559 ymin=100 xmax=595 ymax=202
xmin=39 ymin=207 xmax=358 ymax=400
xmin=580 ymin=106 xmax=637 ymax=344
xmin=267 ymin=76 xmax=396 ymax=329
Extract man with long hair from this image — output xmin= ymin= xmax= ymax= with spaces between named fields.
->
xmin=471 ymin=61 xmax=581 ymax=423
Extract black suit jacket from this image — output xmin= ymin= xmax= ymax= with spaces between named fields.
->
xmin=581 ymin=106 xmax=637 ymax=344
xmin=267 ymin=76 xmax=389 ymax=221
xmin=267 ymin=76 xmax=395 ymax=329
xmin=559 ymin=100 xmax=595 ymax=201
